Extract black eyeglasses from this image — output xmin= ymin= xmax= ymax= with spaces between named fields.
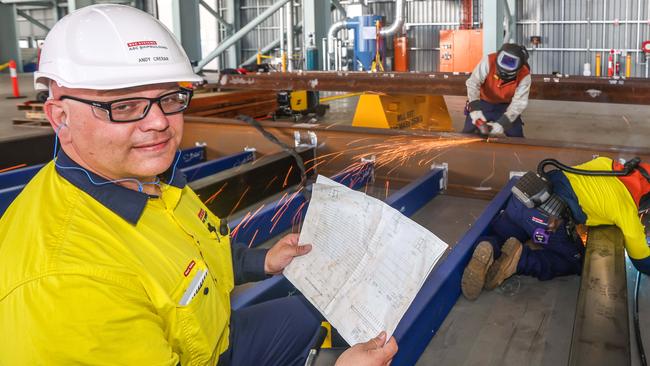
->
xmin=60 ymin=88 xmax=193 ymax=123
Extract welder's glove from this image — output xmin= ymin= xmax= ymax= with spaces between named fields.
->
xmin=469 ymin=110 xmax=487 ymax=126
xmin=487 ymin=122 xmax=505 ymax=136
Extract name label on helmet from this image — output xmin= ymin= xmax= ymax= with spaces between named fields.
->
xmin=128 ymin=41 xmax=158 ymax=47
xmin=127 ymin=40 xmax=171 ymax=65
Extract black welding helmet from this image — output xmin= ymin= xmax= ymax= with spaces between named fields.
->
xmin=496 ymin=43 xmax=529 ymax=82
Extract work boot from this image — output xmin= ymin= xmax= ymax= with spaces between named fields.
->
xmin=485 ymin=237 xmax=523 ymax=290
xmin=461 ymin=241 xmax=494 ymax=301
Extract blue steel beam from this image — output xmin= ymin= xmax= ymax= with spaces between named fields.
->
xmin=181 ymin=150 xmax=254 ymax=182
xmin=0 ymin=164 xmax=44 ymax=190
xmin=231 ymin=166 xmax=446 ymax=312
xmin=390 ymin=178 xmax=517 ymax=365
xmin=176 ymin=145 xmax=207 ymax=169
xmin=0 ymin=185 xmax=22 ymax=216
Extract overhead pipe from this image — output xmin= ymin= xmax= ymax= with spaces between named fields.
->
xmin=195 ymin=0 xmax=291 ymax=71
xmin=379 ymin=0 xmax=405 ymax=37
xmin=327 ymin=19 xmax=348 ymax=69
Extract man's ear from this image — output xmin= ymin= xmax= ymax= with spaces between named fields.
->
xmin=44 ymin=99 xmax=69 ymax=139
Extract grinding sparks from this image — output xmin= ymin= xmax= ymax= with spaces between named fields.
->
xmin=206 ymin=134 xmax=481 ymax=248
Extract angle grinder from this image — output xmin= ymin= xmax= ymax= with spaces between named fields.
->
xmin=474 ymin=119 xmax=492 ymax=136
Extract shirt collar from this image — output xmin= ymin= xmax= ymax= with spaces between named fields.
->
xmin=54 ymin=149 xmax=187 ymax=225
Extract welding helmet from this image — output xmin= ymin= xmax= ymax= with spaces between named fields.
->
xmin=34 ymin=4 xmax=203 ymax=90
xmin=496 ymin=44 xmax=529 ymax=82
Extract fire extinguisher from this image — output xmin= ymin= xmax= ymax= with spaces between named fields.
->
xmin=608 ymin=49 xmax=615 ymax=77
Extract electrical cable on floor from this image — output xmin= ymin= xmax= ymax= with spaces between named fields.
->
xmin=635 ymin=270 xmax=648 ymax=366
xmin=237 ymin=114 xmax=308 ymax=190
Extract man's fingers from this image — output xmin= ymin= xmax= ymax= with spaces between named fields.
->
xmin=284 ymin=233 xmax=299 ymax=245
xmin=360 ymin=331 xmax=387 ymax=351
xmin=294 ymin=244 xmax=312 ymax=257
xmin=382 ymin=337 xmax=398 ymax=358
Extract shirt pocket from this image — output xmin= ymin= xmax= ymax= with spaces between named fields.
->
xmin=171 ymin=259 xmax=229 ymax=365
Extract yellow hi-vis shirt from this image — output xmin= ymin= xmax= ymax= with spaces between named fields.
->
xmin=0 ymin=158 xmax=234 ymax=365
xmin=564 ymin=157 xmax=650 ymax=260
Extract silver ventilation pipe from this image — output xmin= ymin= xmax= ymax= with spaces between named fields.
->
xmin=379 ymin=0 xmax=405 ymax=37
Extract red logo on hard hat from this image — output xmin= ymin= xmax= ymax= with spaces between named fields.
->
xmin=127 ymin=41 xmax=158 ymax=47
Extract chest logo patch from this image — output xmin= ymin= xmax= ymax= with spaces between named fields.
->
xmin=183 ymin=260 xmax=196 ymax=277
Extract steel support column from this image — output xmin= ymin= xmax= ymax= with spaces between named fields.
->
xmin=172 ymin=0 xmax=202 ymax=65
xmin=196 ymin=0 xmax=290 ymax=71
xmin=303 ymin=0 xmax=331 ymax=70
xmin=223 ymin=0 xmax=240 ymax=68
xmin=503 ymin=0 xmax=516 ymax=44
xmin=16 ymin=9 xmax=50 ymax=32
xmin=200 ymin=0 xmax=233 ymax=32
xmin=483 ymin=0 xmax=505 ymax=55
xmin=0 ymin=3 xmax=22 ymax=72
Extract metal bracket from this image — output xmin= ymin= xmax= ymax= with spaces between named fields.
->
xmin=294 ymin=130 xmax=318 ymax=148
xmin=431 ymin=162 xmax=448 ymax=191
xmin=509 ymin=170 xmax=527 ymax=179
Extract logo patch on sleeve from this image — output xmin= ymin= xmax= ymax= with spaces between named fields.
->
xmin=531 ymin=216 xmax=548 ymax=226
xmin=197 ymin=208 xmax=207 ymax=223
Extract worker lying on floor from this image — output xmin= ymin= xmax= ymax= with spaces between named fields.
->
xmin=461 ymin=156 xmax=650 ymax=300
xmin=0 ymin=5 xmax=397 ymax=366
xmin=463 ymin=43 xmax=531 ymax=138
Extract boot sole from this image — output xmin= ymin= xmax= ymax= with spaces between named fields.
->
xmin=461 ymin=242 xmax=494 ymax=301
xmin=485 ymin=238 xmax=523 ymax=290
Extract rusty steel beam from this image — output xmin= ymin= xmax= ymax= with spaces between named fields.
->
xmin=182 ymin=116 xmax=650 ymax=198
xmin=206 ymin=71 xmax=650 ymax=105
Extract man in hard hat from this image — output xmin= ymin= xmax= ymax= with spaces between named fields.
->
xmin=460 ymin=156 xmax=650 ymax=301
xmin=0 ymin=5 xmax=397 ymax=365
xmin=463 ymin=43 xmax=531 ymax=137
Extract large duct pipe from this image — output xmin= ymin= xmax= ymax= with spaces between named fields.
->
xmin=379 ymin=0 xmax=405 ymax=37
xmin=327 ymin=19 xmax=348 ymax=56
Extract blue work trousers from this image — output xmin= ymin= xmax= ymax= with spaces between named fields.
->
xmin=481 ymin=197 xmax=584 ymax=281
xmin=218 ymin=295 xmax=323 ymax=366
xmin=463 ymin=100 xmax=524 ymax=137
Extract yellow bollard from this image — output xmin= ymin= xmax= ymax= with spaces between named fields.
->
xmin=626 ymin=53 xmax=632 ymax=78
xmin=281 ymin=51 xmax=287 ymax=72
xmin=256 ymin=51 xmax=262 ymax=65
xmin=595 ymin=53 xmax=602 ymax=77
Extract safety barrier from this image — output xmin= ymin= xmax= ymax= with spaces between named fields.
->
xmin=3 ymin=60 xmax=25 ymax=99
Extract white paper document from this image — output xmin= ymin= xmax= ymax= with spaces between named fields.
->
xmin=284 ymin=175 xmax=449 ymax=346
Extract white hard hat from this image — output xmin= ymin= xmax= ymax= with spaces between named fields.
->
xmin=34 ymin=4 xmax=203 ymax=90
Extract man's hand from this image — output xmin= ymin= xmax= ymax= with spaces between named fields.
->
xmin=264 ymin=233 xmax=312 ymax=275
xmin=335 ymin=332 xmax=398 ymax=366
xmin=469 ymin=110 xmax=487 ymax=125
xmin=486 ymin=122 xmax=505 ymax=136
